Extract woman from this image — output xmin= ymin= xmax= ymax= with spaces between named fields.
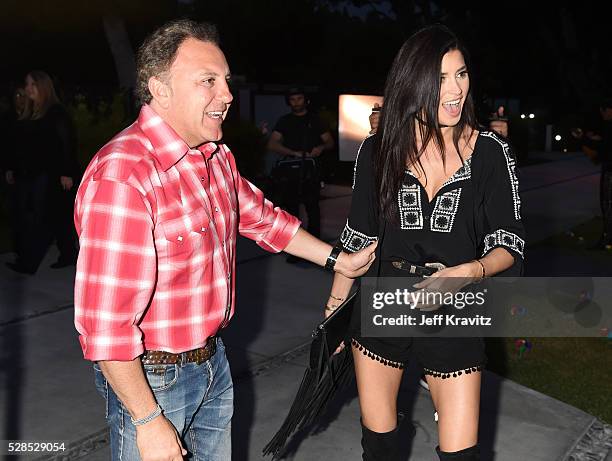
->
xmin=7 ymin=71 xmax=79 ymax=274
xmin=327 ymin=25 xmax=524 ymax=460
xmin=2 ymin=87 xmax=32 ymax=256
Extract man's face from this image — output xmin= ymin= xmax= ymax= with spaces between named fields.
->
xmin=601 ymin=107 xmax=612 ymax=121
xmin=158 ymin=38 xmax=233 ymax=147
xmin=288 ymin=94 xmax=307 ymax=114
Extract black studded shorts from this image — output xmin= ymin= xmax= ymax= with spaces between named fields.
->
xmin=347 ymin=291 xmax=487 ymax=379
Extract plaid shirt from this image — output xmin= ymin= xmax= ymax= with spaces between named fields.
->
xmin=74 ymin=105 xmax=300 ymax=361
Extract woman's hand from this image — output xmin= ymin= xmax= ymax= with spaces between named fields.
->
xmin=60 ymin=175 xmax=74 ymax=191
xmin=334 ymin=242 xmax=377 ymax=278
xmin=325 ymin=291 xmax=350 ymax=355
xmin=324 ymin=298 xmax=347 ymax=355
xmin=411 ymin=261 xmax=482 ymax=311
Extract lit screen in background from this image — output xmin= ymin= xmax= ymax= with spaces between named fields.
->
xmin=338 ymin=94 xmax=383 ymax=162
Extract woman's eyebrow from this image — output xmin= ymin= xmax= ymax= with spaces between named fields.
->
xmin=441 ymin=65 xmax=467 ymax=76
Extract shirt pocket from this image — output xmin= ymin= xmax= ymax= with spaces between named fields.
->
xmin=160 ymin=209 xmax=211 ymax=268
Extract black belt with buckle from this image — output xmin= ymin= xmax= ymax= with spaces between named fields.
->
xmin=141 ymin=337 xmax=217 ymax=366
xmin=387 ymin=259 xmax=446 ymax=277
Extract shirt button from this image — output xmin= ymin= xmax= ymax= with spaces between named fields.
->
xmin=201 ymin=227 xmax=206 ymax=232
xmin=215 ymin=207 xmax=219 ymax=212
xmin=177 ymin=235 xmax=183 ymax=242
xmin=201 ymin=177 xmax=205 ymax=182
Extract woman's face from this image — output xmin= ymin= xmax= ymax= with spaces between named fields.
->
xmin=438 ymin=49 xmax=470 ymax=127
xmin=24 ymin=75 xmax=40 ymax=104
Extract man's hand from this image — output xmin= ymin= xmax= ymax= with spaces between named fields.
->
xmin=334 ymin=241 xmax=377 ymax=278
xmin=136 ymin=414 xmax=187 ymax=461
xmin=5 ymin=170 xmax=15 ymax=185
xmin=60 ymin=175 xmax=74 ymax=191
xmin=309 ymin=145 xmax=324 ymax=157
xmin=489 ymin=106 xmax=508 ymax=138
xmin=369 ymin=103 xmax=381 ymax=134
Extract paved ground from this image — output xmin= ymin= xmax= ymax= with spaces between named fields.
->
xmin=0 ymin=152 xmax=610 ymax=460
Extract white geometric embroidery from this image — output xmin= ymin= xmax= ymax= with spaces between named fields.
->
xmin=431 ymin=188 xmax=462 ymax=232
xmin=481 ymin=131 xmax=521 ymax=220
xmin=482 ymin=229 xmax=525 ymax=258
xmin=340 ymin=220 xmax=377 ymax=253
xmin=404 ymin=167 xmax=419 ymax=180
xmin=398 ymin=184 xmax=423 ymax=230
xmin=352 ymin=134 xmax=374 ymax=190
xmin=442 ymin=156 xmax=472 ymax=188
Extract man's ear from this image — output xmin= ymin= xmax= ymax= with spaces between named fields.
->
xmin=148 ymin=76 xmax=171 ymax=109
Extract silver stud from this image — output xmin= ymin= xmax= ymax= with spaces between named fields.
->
xmin=177 ymin=235 xmax=183 ymax=242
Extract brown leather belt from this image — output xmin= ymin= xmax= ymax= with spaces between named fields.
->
xmin=141 ymin=337 xmax=217 ymax=366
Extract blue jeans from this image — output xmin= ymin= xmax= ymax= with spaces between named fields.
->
xmin=94 ymin=338 xmax=233 ymax=460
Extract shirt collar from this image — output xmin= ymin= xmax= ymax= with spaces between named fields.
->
xmin=138 ymin=105 xmax=219 ymax=171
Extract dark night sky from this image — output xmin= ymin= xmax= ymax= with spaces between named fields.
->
xmin=2 ymin=0 xmax=611 ymax=117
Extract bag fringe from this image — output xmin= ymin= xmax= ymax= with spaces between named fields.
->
xmin=263 ymin=345 xmax=353 ymax=459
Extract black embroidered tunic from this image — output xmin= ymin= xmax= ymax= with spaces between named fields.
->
xmin=340 ymin=131 xmax=525 ymax=273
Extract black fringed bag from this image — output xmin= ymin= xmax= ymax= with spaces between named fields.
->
xmin=263 ymin=222 xmax=385 ymax=459
xmin=262 ymin=290 xmax=358 ymax=459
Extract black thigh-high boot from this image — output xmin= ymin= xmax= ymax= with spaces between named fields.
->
xmin=361 ymin=413 xmax=404 ymax=461
xmin=436 ymin=445 xmax=480 ymax=460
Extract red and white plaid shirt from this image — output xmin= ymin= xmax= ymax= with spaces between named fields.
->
xmin=74 ymin=105 xmax=300 ymax=361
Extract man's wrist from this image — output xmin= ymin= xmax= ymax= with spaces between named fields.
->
xmin=131 ymin=403 xmax=163 ymax=427
xmin=332 ymin=250 xmax=348 ymax=274
xmin=325 ymin=246 xmax=343 ymax=272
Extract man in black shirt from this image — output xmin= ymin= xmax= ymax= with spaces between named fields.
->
xmin=268 ymin=88 xmax=334 ymax=244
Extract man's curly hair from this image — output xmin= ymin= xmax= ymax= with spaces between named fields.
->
xmin=135 ymin=19 xmax=220 ymax=106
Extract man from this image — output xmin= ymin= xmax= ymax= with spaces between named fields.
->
xmin=267 ymin=87 xmax=334 ymax=241
xmin=74 ymin=20 xmax=376 ymax=461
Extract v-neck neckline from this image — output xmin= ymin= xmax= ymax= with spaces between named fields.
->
xmin=405 ymin=131 xmax=480 ymax=204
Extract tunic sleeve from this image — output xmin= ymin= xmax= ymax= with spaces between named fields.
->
xmin=339 ymin=135 xmax=379 ymax=253
xmin=477 ymin=132 xmax=526 ymax=270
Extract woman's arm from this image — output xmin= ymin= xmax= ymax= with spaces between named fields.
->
xmin=325 ymin=272 xmax=356 ymax=317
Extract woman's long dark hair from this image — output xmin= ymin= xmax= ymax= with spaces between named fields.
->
xmin=374 ymin=25 xmax=478 ymax=222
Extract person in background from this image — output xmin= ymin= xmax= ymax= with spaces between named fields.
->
xmin=572 ymin=97 xmax=612 ymax=250
xmin=267 ymin=87 xmax=334 ymax=245
xmin=6 ymin=71 xmax=79 ymax=274
xmin=2 ymin=87 xmax=32 ymax=254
